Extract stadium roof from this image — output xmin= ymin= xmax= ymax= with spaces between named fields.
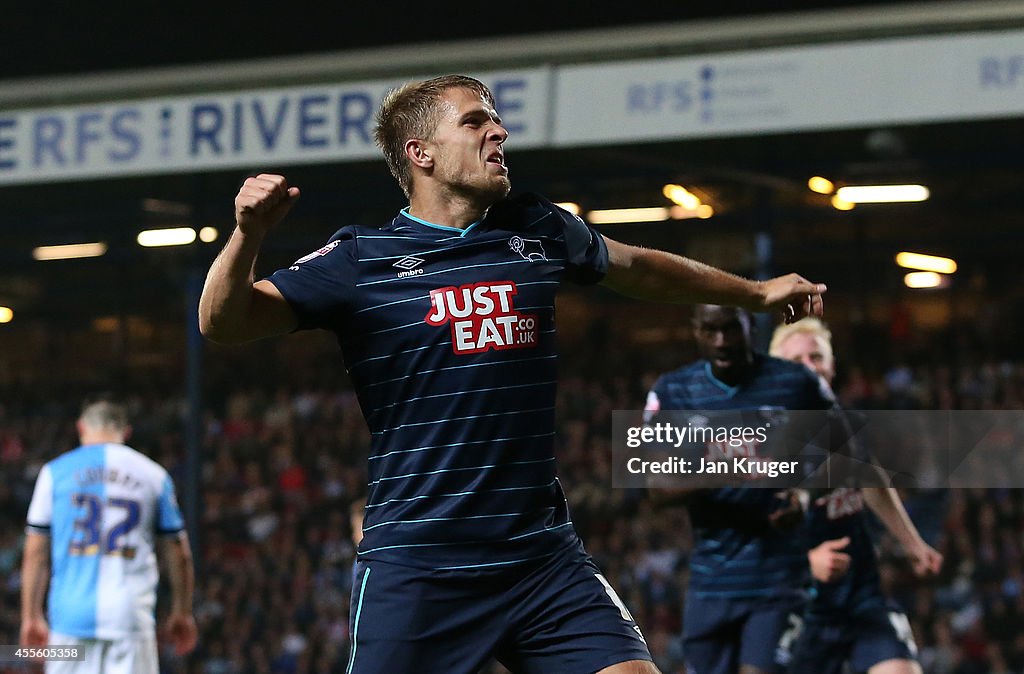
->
xmin=6 ymin=0 xmax=947 ymax=81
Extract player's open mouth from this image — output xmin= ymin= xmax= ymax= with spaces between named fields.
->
xmin=486 ymin=152 xmax=507 ymax=173
xmin=712 ymin=353 xmax=734 ymax=367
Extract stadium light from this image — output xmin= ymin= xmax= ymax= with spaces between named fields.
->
xmin=664 ymin=205 xmax=713 ymax=220
xmin=198 ymin=226 xmax=219 ymax=243
xmin=830 ymin=195 xmax=855 ymax=211
xmin=904 ymin=271 xmax=945 ymax=289
xmin=663 ymin=184 xmax=701 ymax=210
xmin=808 ymin=176 xmax=835 ymax=194
xmin=137 ymin=227 xmax=197 ymax=247
xmin=895 ymin=252 xmax=957 ymax=274
xmin=555 ymin=202 xmax=581 ymax=216
xmin=32 ymin=242 xmax=108 ymax=260
xmin=835 ymin=184 xmax=930 ymax=203
xmin=586 ymin=207 xmax=671 ymax=224
xmin=0 ymin=306 xmax=12 ymax=323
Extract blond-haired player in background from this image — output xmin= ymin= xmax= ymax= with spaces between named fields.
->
xmin=770 ymin=319 xmax=942 ymax=674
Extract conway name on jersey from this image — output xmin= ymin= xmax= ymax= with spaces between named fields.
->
xmin=268 ymin=194 xmax=607 ymax=570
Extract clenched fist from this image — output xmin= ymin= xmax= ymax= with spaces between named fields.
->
xmin=234 ymin=174 xmax=300 ymax=236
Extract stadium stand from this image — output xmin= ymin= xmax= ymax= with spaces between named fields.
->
xmin=3 ymin=310 xmax=1024 ymax=673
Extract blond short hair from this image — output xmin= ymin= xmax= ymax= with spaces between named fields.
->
xmin=769 ymin=317 xmax=834 ymax=363
xmin=374 ymin=75 xmax=495 ymax=197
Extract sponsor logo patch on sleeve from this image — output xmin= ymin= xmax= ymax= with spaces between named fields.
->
xmin=292 ymin=240 xmax=340 ymax=267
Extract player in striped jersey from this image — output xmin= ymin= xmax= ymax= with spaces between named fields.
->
xmin=769 ymin=319 xmax=942 ymax=674
xmin=20 ymin=398 xmax=197 ymax=674
xmin=644 ymin=305 xmax=834 ymax=674
xmin=198 ymin=74 xmax=827 ymax=674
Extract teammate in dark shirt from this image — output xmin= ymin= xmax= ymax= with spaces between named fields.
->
xmin=644 ymin=305 xmax=833 ymax=674
xmin=199 ymin=74 xmax=827 ymax=674
xmin=769 ymin=318 xmax=942 ymax=674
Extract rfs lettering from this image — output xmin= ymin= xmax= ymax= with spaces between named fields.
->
xmin=425 ymin=281 xmax=539 ymax=355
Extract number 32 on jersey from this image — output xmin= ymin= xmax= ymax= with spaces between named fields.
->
xmin=69 ymin=494 xmax=141 ymax=559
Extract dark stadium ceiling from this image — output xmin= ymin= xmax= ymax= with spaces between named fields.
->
xmin=1 ymin=0 xmax=1022 ymax=326
xmin=7 ymin=0 xmax=930 ymax=80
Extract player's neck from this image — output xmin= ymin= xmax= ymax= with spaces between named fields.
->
xmin=79 ymin=431 xmax=126 ymax=446
xmin=407 ymin=187 xmax=489 ymax=230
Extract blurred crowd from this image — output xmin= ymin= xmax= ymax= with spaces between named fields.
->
xmin=3 ymin=324 xmax=1024 ymax=674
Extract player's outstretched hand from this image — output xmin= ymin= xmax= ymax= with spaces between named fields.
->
xmin=234 ymin=173 xmax=300 ymax=237
xmin=19 ymin=617 xmax=48 ymax=647
xmin=165 ymin=611 xmax=199 ymax=656
xmin=909 ymin=542 xmax=943 ymax=578
xmin=808 ymin=536 xmax=852 ymax=583
xmin=758 ymin=274 xmax=827 ymax=324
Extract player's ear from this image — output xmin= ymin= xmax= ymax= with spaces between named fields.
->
xmin=122 ymin=424 xmax=133 ymax=443
xmin=405 ymin=139 xmax=433 ymax=169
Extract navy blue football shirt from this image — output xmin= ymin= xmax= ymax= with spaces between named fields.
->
xmin=800 ymin=407 xmax=888 ymax=617
xmin=267 ymin=194 xmax=607 ymax=570
xmin=645 ymin=354 xmax=833 ymax=598
xmin=804 ymin=487 xmax=884 ymax=618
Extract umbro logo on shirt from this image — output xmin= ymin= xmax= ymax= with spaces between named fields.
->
xmin=393 ymin=256 xmax=425 ymax=277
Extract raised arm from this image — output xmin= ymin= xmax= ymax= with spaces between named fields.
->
xmin=600 ymin=236 xmax=826 ymax=321
xmin=198 ymin=174 xmax=301 ymax=344
xmin=862 ymin=487 xmax=943 ymax=578
xmin=160 ymin=532 xmax=198 ymax=656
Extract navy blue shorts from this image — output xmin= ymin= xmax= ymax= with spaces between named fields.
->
xmin=682 ymin=593 xmax=805 ymax=674
xmin=346 ymin=545 xmax=651 ymax=674
xmin=788 ymin=605 xmax=917 ymax=674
